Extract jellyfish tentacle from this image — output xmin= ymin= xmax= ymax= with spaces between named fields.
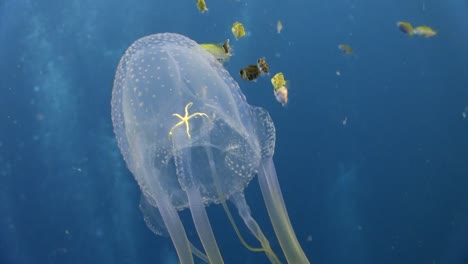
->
xmin=231 ymin=193 xmax=283 ymax=264
xmin=205 ymin=146 xmax=282 ymax=263
xmin=189 ymin=242 xmax=210 ymax=263
xmin=258 ymin=158 xmax=309 ymax=264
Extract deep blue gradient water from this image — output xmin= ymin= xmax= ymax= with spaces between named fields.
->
xmin=1 ymin=0 xmax=468 ymax=263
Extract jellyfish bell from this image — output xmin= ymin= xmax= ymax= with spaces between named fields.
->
xmin=111 ymin=33 xmax=309 ymax=264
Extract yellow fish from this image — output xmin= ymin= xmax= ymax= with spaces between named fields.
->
xmin=271 ymin=72 xmax=286 ymax=90
xmin=413 ymin=25 xmax=437 ymax=37
xmin=231 ymin=22 xmax=246 ymax=40
xmin=271 ymin=73 xmax=288 ymax=106
xmin=277 ymin=20 xmax=283 ymax=34
xmin=397 ymin=21 xmax=414 ymax=36
xmin=200 ymin=39 xmax=232 ymax=63
xmin=338 ymin=44 xmax=353 ymax=55
xmin=196 ymin=0 xmax=208 ymax=13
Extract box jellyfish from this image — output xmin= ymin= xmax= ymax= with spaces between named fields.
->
xmin=111 ymin=33 xmax=309 ymax=264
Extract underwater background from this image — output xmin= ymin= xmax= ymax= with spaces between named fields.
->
xmin=1 ymin=0 xmax=468 ymax=263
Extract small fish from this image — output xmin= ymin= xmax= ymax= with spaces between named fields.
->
xmin=277 ymin=20 xmax=283 ymax=34
xmin=271 ymin=72 xmax=286 ymax=90
xmin=200 ymin=39 xmax=232 ymax=63
xmin=338 ymin=44 xmax=353 ymax=55
xmin=240 ymin=65 xmax=261 ymax=81
xmin=222 ymin=40 xmax=231 ymax=54
xmin=257 ymin=57 xmax=269 ymax=74
xmin=274 ymin=86 xmax=288 ymax=106
xmin=196 ymin=0 xmax=208 ymax=13
xmin=413 ymin=25 xmax=437 ymax=37
xmin=232 ymin=22 xmax=246 ymax=40
xmin=397 ymin=21 xmax=414 ymax=36
xmin=240 ymin=58 xmax=269 ymax=81
xmin=271 ymin=72 xmax=288 ymax=106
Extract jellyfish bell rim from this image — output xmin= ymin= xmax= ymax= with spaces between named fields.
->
xmin=147 ymin=140 xmax=261 ymax=212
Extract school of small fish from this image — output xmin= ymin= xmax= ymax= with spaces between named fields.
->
xmin=193 ymin=1 xmax=439 ymax=109
xmin=397 ymin=21 xmax=437 ymax=38
xmin=193 ymin=2 xmax=289 ymax=106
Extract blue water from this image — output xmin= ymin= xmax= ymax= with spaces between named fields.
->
xmin=1 ymin=0 xmax=468 ymax=263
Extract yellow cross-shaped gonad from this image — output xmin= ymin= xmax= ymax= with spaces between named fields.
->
xmin=169 ymin=102 xmax=208 ymax=139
